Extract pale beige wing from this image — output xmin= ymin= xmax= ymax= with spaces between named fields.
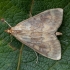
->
xmin=30 ymin=34 xmax=61 ymax=60
xmin=11 ymin=32 xmax=61 ymax=60
xmin=10 ymin=8 xmax=63 ymax=60
xmin=14 ymin=8 xmax=63 ymax=33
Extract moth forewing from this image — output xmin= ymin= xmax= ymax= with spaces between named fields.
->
xmin=5 ymin=8 xmax=63 ymax=60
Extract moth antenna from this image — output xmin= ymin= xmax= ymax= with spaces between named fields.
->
xmin=1 ymin=19 xmax=12 ymax=28
xmin=4 ymin=20 xmax=12 ymax=28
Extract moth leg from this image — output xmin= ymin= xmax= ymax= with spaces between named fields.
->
xmin=8 ymin=35 xmax=17 ymax=50
xmin=56 ymin=32 xmax=62 ymax=35
xmin=34 ymin=51 xmax=38 ymax=63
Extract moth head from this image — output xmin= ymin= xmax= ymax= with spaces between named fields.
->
xmin=5 ymin=28 xmax=12 ymax=34
xmin=1 ymin=19 xmax=12 ymax=34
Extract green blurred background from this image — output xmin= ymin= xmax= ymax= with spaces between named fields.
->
xmin=0 ymin=0 xmax=70 ymax=70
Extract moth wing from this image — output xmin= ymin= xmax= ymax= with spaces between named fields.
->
xmin=31 ymin=34 xmax=61 ymax=60
xmin=11 ymin=8 xmax=63 ymax=60
xmin=11 ymin=33 xmax=61 ymax=60
xmin=15 ymin=8 xmax=63 ymax=33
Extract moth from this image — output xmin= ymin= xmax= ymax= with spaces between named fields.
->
xmin=2 ymin=8 xmax=63 ymax=60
